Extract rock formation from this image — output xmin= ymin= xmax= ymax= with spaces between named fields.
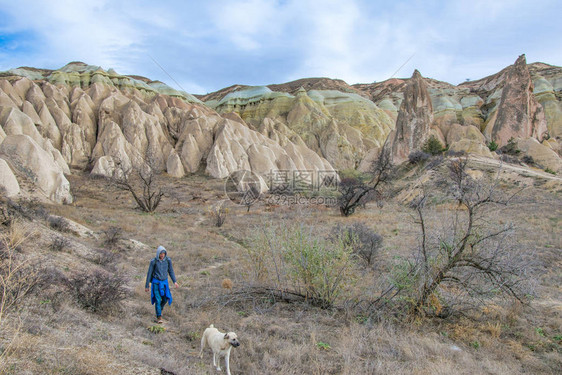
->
xmin=0 ymin=56 xmax=561 ymax=204
xmin=0 ymin=63 xmax=335 ymax=202
xmin=486 ymin=55 xmax=548 ymax=146
xmin=0 ymin=158 xmax=20 ymax=197
xmin=0 ymin=135 xmax=72 ymax=204
xmin=386 ymin=70 xmax=434 ymax=163
xmin=203 ymin=84 xmax=394 ymax=170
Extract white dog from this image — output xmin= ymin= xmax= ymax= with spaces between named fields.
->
xmin=200 ymin=324 xmax=240 ymax=375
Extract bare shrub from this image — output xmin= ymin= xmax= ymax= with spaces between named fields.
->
xmin=91 ymin=248 xmax=119 ymax=266
xmin=338 ymin=149 xmax=393 ymax=217
xmin=208 ymin=200 xmax=228 ymax=227
xmin=47 ymin=216 xmax=69 ymax=232
xmin=331 ymin=222 xmax=383 ymax=267
xmin=0 ymin=225 xmax=41 ymax=370
xmin=101 ymin=226 xmax=122 ymax=248
xmin=1 ymin=197 xmax=48 ymax=226
xmin=111 ymin=160 xmax=164 ymax=213
xmin=408 ymin=150 xmax=430 ymax=164
xmin=245 ymin=223 xmax=357 ymax=308
xmin=0 ymin=230 xmax=40 ymax=311
xmin=386 ymin=158 xmax=534 ymax=317
xmin=68 ymin=270 xmax=127 ymax=312
xmin=49 ymin=236 xmax=70 ymax=252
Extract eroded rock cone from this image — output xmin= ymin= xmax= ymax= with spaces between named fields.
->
xmin=488 ymin=54 xmax=548 ymax=146
xmin=387 ymin=70 xmax=433 ymax=163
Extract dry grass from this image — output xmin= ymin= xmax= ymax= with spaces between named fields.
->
xmin=1 ymin=167 xmax=560 ymax=374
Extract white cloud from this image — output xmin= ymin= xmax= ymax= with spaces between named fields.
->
xmin=0 ymin=0 xmax=560 ymax=93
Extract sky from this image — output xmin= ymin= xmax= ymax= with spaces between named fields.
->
xmin=0 ymin=0 xmax=561 ymax=95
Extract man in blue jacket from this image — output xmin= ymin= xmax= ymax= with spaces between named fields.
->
xmin=145 ymin=245 xmax=179 ymax=323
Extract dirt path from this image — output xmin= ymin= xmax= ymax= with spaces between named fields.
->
xmin=469 ymin=155 xmax=562 ymax=181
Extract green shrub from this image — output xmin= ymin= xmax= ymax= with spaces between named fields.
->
xmin=487 ymin=140 xmax=499 ymax=151
xmin=544 ymin=168 xmax=556 ymax=175
xmin=247 ymin=224 xmax=356 ymax=308
xmin=148 ymin=325 xmax=165 ymax=334
xmin=422 ymin=136 xmax=445 ymax=155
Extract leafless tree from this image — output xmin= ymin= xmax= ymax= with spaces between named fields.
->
xmin=111 ymin=159 xmax=164 ymax=213
xmin=338 ymin=148 xmax=393 ymax=216
xmin=391 ymin=157 xmax=533 ymax=317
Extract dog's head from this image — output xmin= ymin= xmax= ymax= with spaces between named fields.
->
xmin=224 ymin=332 xmax=240 ymax=347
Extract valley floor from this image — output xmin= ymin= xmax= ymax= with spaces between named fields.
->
xmin=1 ymin=161 xmax=561 ymax=374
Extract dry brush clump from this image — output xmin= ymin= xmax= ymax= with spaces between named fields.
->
xmin=242 ymin=223 xmax=358 ymax=308
xmin=0 ymin=221 xmax=42 ymax=371
xmin=330 ymin=222 xmax=383 ymax=267
xmin=383 ymin=158 xmax=535 ymax=317
xmin=67 ymin=269 xmax=128 ymax=313
xmin=101 ymin=225 xmax=123 ymax=248
xmin=338 ymin=148 xmax=393 ymax=217
xmin=208 ymin=200 xmax=229 ymax=227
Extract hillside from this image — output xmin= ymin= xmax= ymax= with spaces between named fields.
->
xmin=0 ymin=55 xmax=561 ymax=374
xmin=1 ymin=157 xmax=561 ymax=374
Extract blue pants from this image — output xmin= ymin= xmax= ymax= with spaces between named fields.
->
xmin=153 ymin=286 xmax=168 ymax=317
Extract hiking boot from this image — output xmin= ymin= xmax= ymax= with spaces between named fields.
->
xmin=156 ymin=316 xmax=163 ymax=324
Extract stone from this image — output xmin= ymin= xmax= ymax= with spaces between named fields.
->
xmin=516 ymin=138 xmax=562 ymax=173
xmin=166 ymin=150 xmax=185 ymax=178
xmin=0 ymin=158 xmax=20 ymax=197
xmin=448 ymin=139 xmax=495 ymax=158
xmin=0 ymin=135 xmax=72 ymax=204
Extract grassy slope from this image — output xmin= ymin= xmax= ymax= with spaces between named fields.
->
xmin=1 ymin=161 xmax=561 ymax=375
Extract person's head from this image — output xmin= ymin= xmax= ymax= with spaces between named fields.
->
xmin=157 ymin=245 xmax=167 ymax=260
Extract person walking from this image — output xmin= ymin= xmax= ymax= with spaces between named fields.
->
xmin=145 ymin=245 xmax=179 ymax=323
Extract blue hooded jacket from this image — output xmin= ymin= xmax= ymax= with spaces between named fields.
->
xmin=145 ymin=246 xmax=177 ymax=289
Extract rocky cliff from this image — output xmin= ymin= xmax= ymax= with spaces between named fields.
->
xmin=0 ymin=63 xmax=335 ymax=202
xmin=1 ymin=56 xmax=561 ymax=204
xmin=203 ymin=83 xmax=395 ymax=171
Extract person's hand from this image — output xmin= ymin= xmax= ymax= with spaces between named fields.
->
xmin=145 ymin=288 xmax=149 ymax=293
xmin=174 ymin=282 xmax=179 ymax=288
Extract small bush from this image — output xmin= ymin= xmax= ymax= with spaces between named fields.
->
xmin=247 ymin=224 xmax=357 ymax=308
xmin=499 ymin=137 xmax=520 ymax=155
xmin=148 ymin=325 xmax=166 ymax=334
xmin=487 ymin=140 xmax=499 ymax=152
xmin=544 ymin=168 xmax=556 ymax=175
xmin=208 ymin=201 xmax=228 ymax=227
xmin=422 ymin=136 xmax=445 ymax=156
xmin=92 ymin=248 xmax=119 ymax=266
xmin=50 ymin=236 xmax=70 ymax=252
xmin=331 ymin=223 xmax=383 ymax=267
xmin=408 ymin=150 xmax=430 ymax=164
xmin=1 ymin=198 xmax=48 ymax=226
xmin=102 ymin=226 xmax=122 ymax=247
xmin=48 ymin=216 xmax=70 ymax=232
xmin=499 ymin=154 xmax=521 ymax=165
xmin=522 ymin=155 xmax=535 ymax=165
xmin=68 ymin=270 xmax=127 ymax=312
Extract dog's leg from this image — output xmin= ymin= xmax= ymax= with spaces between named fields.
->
xmin=225 ymin=351 xmax=231 ymax=375
xmin=213 ymin=352 xmax=221 ymax=371
xmin=199 ymin=335 xmax=206 ymax=358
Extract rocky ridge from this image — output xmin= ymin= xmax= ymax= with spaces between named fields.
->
xmin=0 ymin=56 xmax=561 ymax=204
xmin=203 ymin=54 xmax=561 ymax=171
xmin=0 ymin=63 xmax=335 ymax=202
